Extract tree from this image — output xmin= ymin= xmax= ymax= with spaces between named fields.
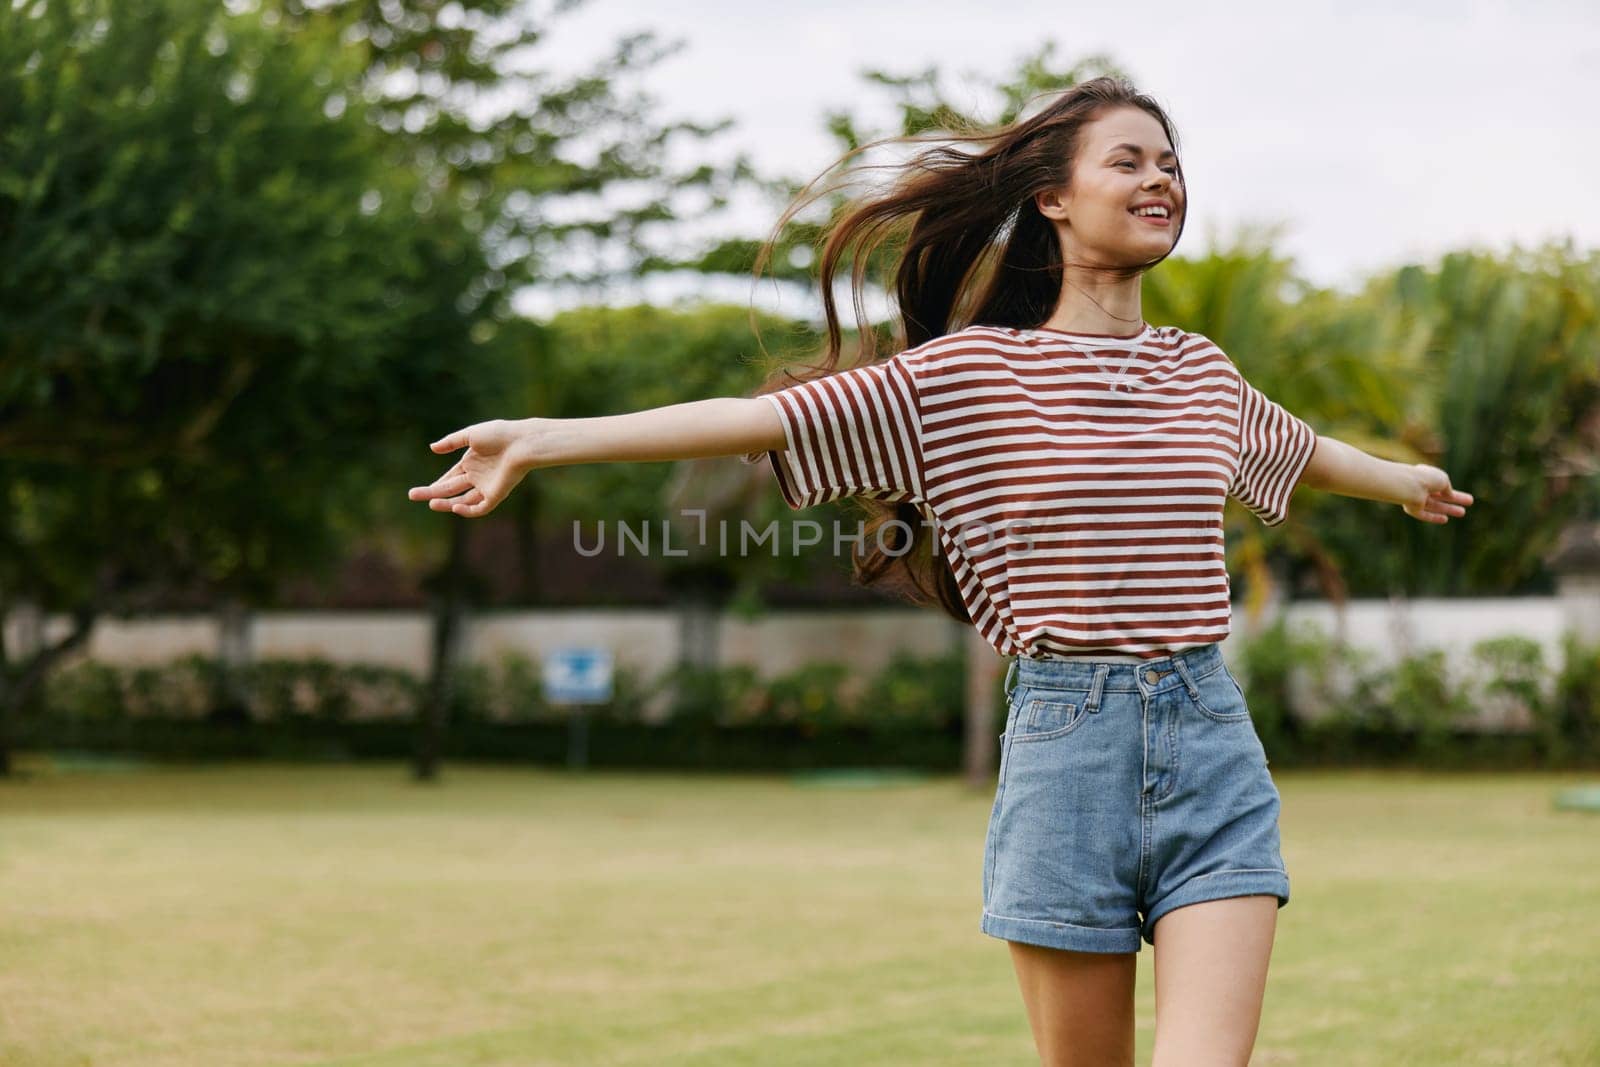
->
xmin=1143 ymin=228 xmax=1431 ymax=622
xmin=1341 ymin=245 xmax=1600 ymax=595
xmin=0 ymin=0 xmax=772 ymax=779
xmin=0 ymin=0 xmax=491 ymax=775
xmin=258 ymin=0 xmax=770 ymax=775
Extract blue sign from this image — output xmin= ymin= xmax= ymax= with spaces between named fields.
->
xmin=543 ymin=647 xmax=614 ymax=705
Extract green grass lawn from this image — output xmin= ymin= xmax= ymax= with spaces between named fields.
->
xmin=2 ymin=757 xmax=1597 ymax=1066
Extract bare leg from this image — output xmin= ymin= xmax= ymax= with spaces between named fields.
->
xmin=1006 ymin=940 xmax=1137 ymax=1067
xmin=1150 ymin=895 xmax=1278 ymax=1067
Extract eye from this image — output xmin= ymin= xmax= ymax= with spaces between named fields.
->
xmin=1161 ymin=165 xmax=1179 ymax=176
xmin=1115 ymin=160 xmax=1135 ymax=169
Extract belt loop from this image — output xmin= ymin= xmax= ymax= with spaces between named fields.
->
xmin=1003 ymin=658 xmax=1018 ymax=698
xmin=1170 ymin=654 xmax=1200 ymax=699
xmin=1086 ymin=664 xmax=1108 ymax=713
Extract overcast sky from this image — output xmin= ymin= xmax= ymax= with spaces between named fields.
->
xmin=512 ymin=0 xmax=1600 ymax=323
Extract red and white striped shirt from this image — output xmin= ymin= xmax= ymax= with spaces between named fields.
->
xmin=742 ymin=323 xmax=1319 ymax=661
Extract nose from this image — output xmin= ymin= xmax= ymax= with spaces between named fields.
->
xmin=1143 ymin=175 xmax=1177 ymax=211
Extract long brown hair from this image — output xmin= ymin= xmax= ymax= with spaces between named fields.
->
xmin=749 ymin=75 xmax=1187 ymax=622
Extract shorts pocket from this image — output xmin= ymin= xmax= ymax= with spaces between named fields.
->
xmin=1189 ymin=665 xmax=1253 ymax=723
xmin=1010 ymin=688 xmax=1092 ymax=742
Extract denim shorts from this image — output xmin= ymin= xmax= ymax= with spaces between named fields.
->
xmin=980 ymin=642 xmax=1289 ymax=954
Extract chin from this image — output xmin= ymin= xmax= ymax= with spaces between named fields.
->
xmin=1104 ymin=244 xmax=1170 ymax=268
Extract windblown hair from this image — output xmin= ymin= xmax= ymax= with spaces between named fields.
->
xmin=749 ymin=75 xmax=1187 ymax=622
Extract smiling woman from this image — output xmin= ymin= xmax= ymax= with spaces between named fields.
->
xmin=407 ymin=74 xmax=1475 ymax=1067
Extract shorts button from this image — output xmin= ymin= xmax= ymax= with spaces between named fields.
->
xmin=1144 ymin=669 xmax=1160 ymax=684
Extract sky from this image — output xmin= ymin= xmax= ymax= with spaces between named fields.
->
xmin=510 ymin=0 xmax=1600 ymax=323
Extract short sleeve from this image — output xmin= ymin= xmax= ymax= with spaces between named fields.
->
xmin=1228 ymin=370 xmax=1318 ymax=527
xmin=739 ymin=354 xmax=925 ymax=510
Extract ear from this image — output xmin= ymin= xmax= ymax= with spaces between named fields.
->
xmin=1035 ymin=185 xmax=1068 ymax=222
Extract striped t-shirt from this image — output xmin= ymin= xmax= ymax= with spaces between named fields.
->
xmin=741 ymin=323 xmax=1319 ymax=661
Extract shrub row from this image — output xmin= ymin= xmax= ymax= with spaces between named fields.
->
xmin=21 ymin=626 xmax=1600 ymax=770
xmin=1235 ymin=622 xmax=1600 ymax=767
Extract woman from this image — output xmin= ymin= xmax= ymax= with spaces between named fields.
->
xmin=408 ymin=76 xmax=1473 ymax=1067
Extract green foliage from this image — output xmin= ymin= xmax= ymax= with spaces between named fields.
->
xmin=0 ymin=0 xmax=492 ymax=621
xmin=125 ymin=657 xmax=213 ymax=720
xmin=1387 ymin=647 xmax=1475 ymax=761
xmin=1231 ymin=623 xmax=1600 ymax=768
xmin=532 ymin=304 xmax=805 ymax=521
xmin=23 ymin=629 xmax=1600 ymax=770
xmin=1127 ymin=232 xmax=1600 ymax=606
xmin=759 ymin=662 xmax=854 ymax=735
xmin=854 ymin=648 xmax=966 ymax=734
xmin=657 ymin=662 xmax=764 ymax=729
xmin=1282 ymin=625 xmax=1386 ymax=728
xmin=37 ymin=646 xmax=965 ymax=734
xmin=0 ymin=0 xmax=763 ymax=775
xmin=269 ymin=0 xmax=757 ymax=306
xmin=1315 ymin=247 xmax=1600 ymax=597
xmin=248 ymin=658 xmax=424 ymax=723
xmin=519 ymin=302 xmax=896 ymax=599
xmin=1546 ymin=631 xmax=1600 ymax=764
xmin=38 ymin=659 xmax=126 ymax=722
xmin=43 ymin=653 xmax=424 ymax=724
xmin=1471 ymin=635 xmax=1547 ymax=726
xmin=1231 ymin=617 xmax=1316 ymax=756
xmin=0 ymin=0 xmax=433 ymax=453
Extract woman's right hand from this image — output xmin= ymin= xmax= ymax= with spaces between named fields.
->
xmin=407 ymin=418 xmax=534 ymax=518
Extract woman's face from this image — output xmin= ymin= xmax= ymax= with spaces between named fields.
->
xmin=1035 ymin=105 xmax=1185 ymax=267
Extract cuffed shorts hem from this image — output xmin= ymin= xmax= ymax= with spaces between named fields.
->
xmin=1139 ymin=868 xmax=1290 ymax=946
xmin=980 ymin=909 xmax=1142 ymax=954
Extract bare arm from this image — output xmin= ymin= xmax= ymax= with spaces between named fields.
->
xmin=409 ymin=397 xmax=788 ymax=518
xmin=1297 ymin=435 xmax=1407 ymax=502
xmin=517 ymin=396 xmax=786 ymax=469
xmin=1297 ymin=433 xmax=1474 ymax=524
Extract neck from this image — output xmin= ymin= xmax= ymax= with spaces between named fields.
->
xmin=1039 ymin=267 xmax=1144 ymax=335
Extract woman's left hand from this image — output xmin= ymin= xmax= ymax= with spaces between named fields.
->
xmin=1401 ymin=463 xmax=1474 ymax=524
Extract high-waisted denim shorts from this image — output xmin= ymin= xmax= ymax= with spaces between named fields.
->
xmin=980 ymin=641 xmax=1289 ymax=954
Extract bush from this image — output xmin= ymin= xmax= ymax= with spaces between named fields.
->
xmin=484 ymin=649 xmax=551 ymax=722
xmin=1469 ymin=635 xmax=1547 ymax=731
xmin=854 ymin=648 xmax=965 ymax=737
xmin=25 ymin=631 xmax=1594 ymax=771
xmin=252 ymin=657 xmax=369 ymax=722
xmin=1233 ymin=618 xmax=1316 ymax=759
xmin=1306 ymin=638 xmax=1389 ymax=735
xmin=1388 ymin=648 xmax=1475 ymax=761
xmin=1547 ymin=631 xmax=1600 ymax=764
xmin=43 ymin=654 xmax=427 ymax=725
xmin=656 ymin=661 xmax=764 ymax=729
xmin=43 ymin=659 xmax=128 ymax=722
xmin=124 ymin=656 xmax=212 ymax=720
xmin=761 ymin=662 xmax=854 ymax=735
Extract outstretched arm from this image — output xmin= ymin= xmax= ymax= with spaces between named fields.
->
xmin=408 ymin=397 xmax=787 ymax=518
xmin=1297 ymin=434 xmax=1474 ymax=524
xmin=528 ymin=396 xmax=786 ymax=465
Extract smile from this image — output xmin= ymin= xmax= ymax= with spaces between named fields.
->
xmin=1130 ymin=209 xmax=1172 ymax=227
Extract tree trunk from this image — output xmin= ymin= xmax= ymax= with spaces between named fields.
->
xmin=514 ymin=475 xmax=543 ymax=604
xmin=0 ymin=599 xmax=99 ymax=778
xmin=413 ymin=521 xmax=468 ymax=782
xmin=210 ymin=595 xmax=253 ymax=725
xmin=962 ymin=621 xmax=1000 ymax=791
xmin=676 ymin=592 xmax=720 ymax=672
